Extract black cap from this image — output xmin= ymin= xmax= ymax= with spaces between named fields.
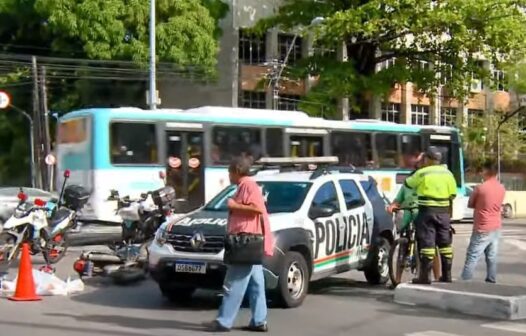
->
xmin=425 ymin=146 xmax=442 ymax=162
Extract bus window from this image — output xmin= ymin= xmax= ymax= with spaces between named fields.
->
xmin=375 ymin=133 xmax=399 ymax=168
xmin=212 ymin=126 xmax=262 ymax=164
xmin=110 ymin=122 xmax=158 ymax=165
xmin=58 ymin=118 xmax=87 ymax=144
xmin=289 ymin=136 xmax=323 ymax=157
xmin=401 ymin=134 xmax=422 ymax=168
xmin=265 ymin=128 xmax=284 ymax=157
xmin=330 ymin=132 xmax=372 ymax=168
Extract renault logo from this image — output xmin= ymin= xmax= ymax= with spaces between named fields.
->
xmin=190 ymin=232 xmax=206 ymax=250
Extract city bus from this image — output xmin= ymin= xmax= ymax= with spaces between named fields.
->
xmin=56 ymin=106 xmax=466 ymax=224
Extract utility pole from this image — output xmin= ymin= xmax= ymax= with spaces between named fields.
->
xmin=148 ymin=0 xmax=157 ymax=110
xmin=40 ymin=66 xmax=52 ymax=191
xmin=31 ymin=56 xmax=42 ymax=189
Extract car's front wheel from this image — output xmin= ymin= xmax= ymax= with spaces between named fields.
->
xmin=275 ymin=251 xmax=309 ymax=308
xmin=364 ymin=237 xmax=391 ymax=285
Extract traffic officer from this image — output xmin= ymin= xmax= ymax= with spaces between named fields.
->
xmin=404 ymin=146 xmax=457 ymax=284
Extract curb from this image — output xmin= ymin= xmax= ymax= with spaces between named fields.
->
xmin=394 ymin=283 xmax=526 ymax=320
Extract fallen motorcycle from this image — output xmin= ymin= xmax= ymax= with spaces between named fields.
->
xmin=73 ymin=185 xmax=175 ymax=284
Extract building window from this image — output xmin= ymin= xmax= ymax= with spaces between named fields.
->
xmin=278 ymin=34 xmax=302 ymax=65
xmin=239 ymin=90 xmax=266 ymax=109
xmin=492 ymin=69 xmax=507 ymax=91
xmin=411 ymin=105 xmax=430 ymax=125
xmin=381 ymin=103 xmax=401 ymax=123
xmin=378 ymin=58 xmax=396 ymax=71
xmin=277 ymin=94 xmax=300 ymax=111
xmin=441 ymin=107 xmax=457 ymax=126
xmin=467 ymin=109 xmax=484 ymax=126
xmin=238 ymin=29 xmax=266 ymax=65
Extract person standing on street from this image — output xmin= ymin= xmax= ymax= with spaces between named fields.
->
xmin=387 ymin=150 xmax=441 ymax=281
xmin=404 ymin=147 xmax=458 ymax=284
xmin=204 ymin=156 xmax=274 ymax=333
xmin=461 ymin=161 xmax=506 ymax=283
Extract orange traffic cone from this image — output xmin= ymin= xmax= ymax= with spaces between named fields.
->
xmin=9 ymin=243 xmax=41 ymax=301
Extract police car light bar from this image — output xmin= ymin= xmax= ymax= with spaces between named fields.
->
xmin=257 ymin=156 xmax=339 ymax=165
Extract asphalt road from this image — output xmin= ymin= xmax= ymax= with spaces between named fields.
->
xmin=0 ymin=220 xmax=525 ymax=336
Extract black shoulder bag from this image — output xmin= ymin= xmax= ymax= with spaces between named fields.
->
xmin=223 ymin=215 xmax=265 ymax=265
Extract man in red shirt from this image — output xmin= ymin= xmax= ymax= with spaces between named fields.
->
xmin=461 ymin=161 xmax=506 ymax=283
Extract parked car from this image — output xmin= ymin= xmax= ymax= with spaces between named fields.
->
xmin=149 ymin=160 xmax=394 ymax=308
xmin=0 ymin=187 xmax=57 ymax=228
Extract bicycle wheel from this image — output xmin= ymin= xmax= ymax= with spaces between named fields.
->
xmin=388 ymin=237 xmax=414 ymax=287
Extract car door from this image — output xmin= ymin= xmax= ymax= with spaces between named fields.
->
xmin=308 ymin=181 xmax=346 ymax=277
xmin=337 ymin=179 xmax=374 ymax=265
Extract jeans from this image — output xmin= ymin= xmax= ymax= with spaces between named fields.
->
xmin=216 ymin=264 xmax=267 ymax=329
xmin=461 ymin=230 xmax=501 ymax=283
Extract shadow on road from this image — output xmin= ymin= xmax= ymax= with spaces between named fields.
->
xmin=45 ymin=312 xmax=207 ymax=333
xmin=70 ymin=278 xmax=222 ymax=311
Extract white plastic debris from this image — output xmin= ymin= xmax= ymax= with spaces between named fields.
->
xmin=1 ymin=269 xmax=85 ymax=296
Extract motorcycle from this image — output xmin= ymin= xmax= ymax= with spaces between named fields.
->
xmin=73 ymin=185 xmax=176 ymax=284
xmin=0 ymin=170 xmax=90 ymax=267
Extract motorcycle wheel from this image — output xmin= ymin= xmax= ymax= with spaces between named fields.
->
xmin=43 ymin=230 xmax=69 ymax=264
xmin=0 ymin=232 xmax=20 ymax=268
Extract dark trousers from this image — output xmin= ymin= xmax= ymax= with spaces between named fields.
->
xmin=415 ymin=207 xmax=453 ymax=260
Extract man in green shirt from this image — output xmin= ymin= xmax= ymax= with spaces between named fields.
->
xmin=404 ymin=146 xmax=457 ymax=284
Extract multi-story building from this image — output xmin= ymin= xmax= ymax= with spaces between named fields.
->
xmin=159 ymin=0 xmax=516 ymax=126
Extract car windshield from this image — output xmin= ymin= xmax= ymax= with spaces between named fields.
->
xmin=204 ymin=181 xmax=312 ymax=214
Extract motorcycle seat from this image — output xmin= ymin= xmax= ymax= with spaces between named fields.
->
xmin=50 ymin=208 xmax=71 ymax=227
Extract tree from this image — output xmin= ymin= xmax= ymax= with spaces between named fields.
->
xmin=255 ymin=0 xmax=526 ymax=118
xmin=0 ymin=0 xmax=227 ymax=185
xmin=461 ymin=113 xmax=525 ymax=172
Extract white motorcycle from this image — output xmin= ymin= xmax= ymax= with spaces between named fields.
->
xmin=0 ymin=170 xmax=90 ymax=266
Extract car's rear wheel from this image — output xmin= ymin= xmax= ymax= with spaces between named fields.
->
xmin=159 ymin=282 xmax=196 ymax=304
xmin=502 ymin=204 xmax=513 ymax=219
xmin=364 ymin=237 xmax=391 ymax=285
xmin=275 ymin=251 xmax=309 ymax=308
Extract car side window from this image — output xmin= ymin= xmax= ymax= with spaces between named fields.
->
xmin=311 ymin=182 xmax=340 ymax=212
xmin=338 ymin=180 xmax=365 ymax=210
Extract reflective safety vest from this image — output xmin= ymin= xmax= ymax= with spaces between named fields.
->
xmin=404 ymin=164 xmax=457 ymax=207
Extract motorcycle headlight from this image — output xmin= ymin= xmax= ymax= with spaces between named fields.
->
xmin=155 ymin=227 xmax=168 ymax=246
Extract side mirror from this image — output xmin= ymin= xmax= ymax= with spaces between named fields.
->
xmin=108 ymin=190 xmax=119 ymax=200
xmin=140 ymin=193 xmax=148 ymax=199
xmin=64 ymin=169 xmax=71 ymax=178
xmin=308 ymin=205 xmax=337 ymax=219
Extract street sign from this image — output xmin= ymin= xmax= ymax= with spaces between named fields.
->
xmin=0 ymin=91 xmax=10 ymax=109
xmin=45 ymin=153 xmax=56 ymax=166
xmin=520 ymin=94 xmax=526 ymax=107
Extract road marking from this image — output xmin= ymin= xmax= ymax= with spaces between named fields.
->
xmin=482 ymin=322 xmax=526 ymax=333
xmin=505 ymin=239 xmax=526 ymax=251
xmin=405 ymin=331 xmax=463 ymax=336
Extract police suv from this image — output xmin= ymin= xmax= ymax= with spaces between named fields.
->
xmin=148 ymin=157 xmax=394 ymax=308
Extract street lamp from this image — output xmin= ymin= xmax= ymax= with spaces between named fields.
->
xmin=269 ymin=17 xmax=326 ymax=110
xmin=9 ymin=105 xmax=36 ymax=188
xmin=148 ymin=0 xmax=157 ymax=110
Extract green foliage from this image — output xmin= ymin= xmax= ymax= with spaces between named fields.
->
xmin=255 ymin=0 xmax=526 ymax=117
xmin=461 ymin=113 xmax=526 ymax=171
xmin=0 ymin=0 xmax=227 ymax=185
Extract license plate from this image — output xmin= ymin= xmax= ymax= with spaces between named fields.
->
xmin=175 ymin=261 xmax=207 ymax=274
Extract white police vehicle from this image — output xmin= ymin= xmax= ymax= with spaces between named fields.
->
xmin=148 ymin=157 xmax=394 ymax=308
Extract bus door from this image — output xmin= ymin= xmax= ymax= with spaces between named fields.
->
xmin=285 ymin=128 xmax=328 ymax=157
xmin=165 ymin=129 xmax=205 ymax=213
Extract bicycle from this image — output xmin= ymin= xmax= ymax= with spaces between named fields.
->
xmin=388 ymin=207 xmax=420 ymax=288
